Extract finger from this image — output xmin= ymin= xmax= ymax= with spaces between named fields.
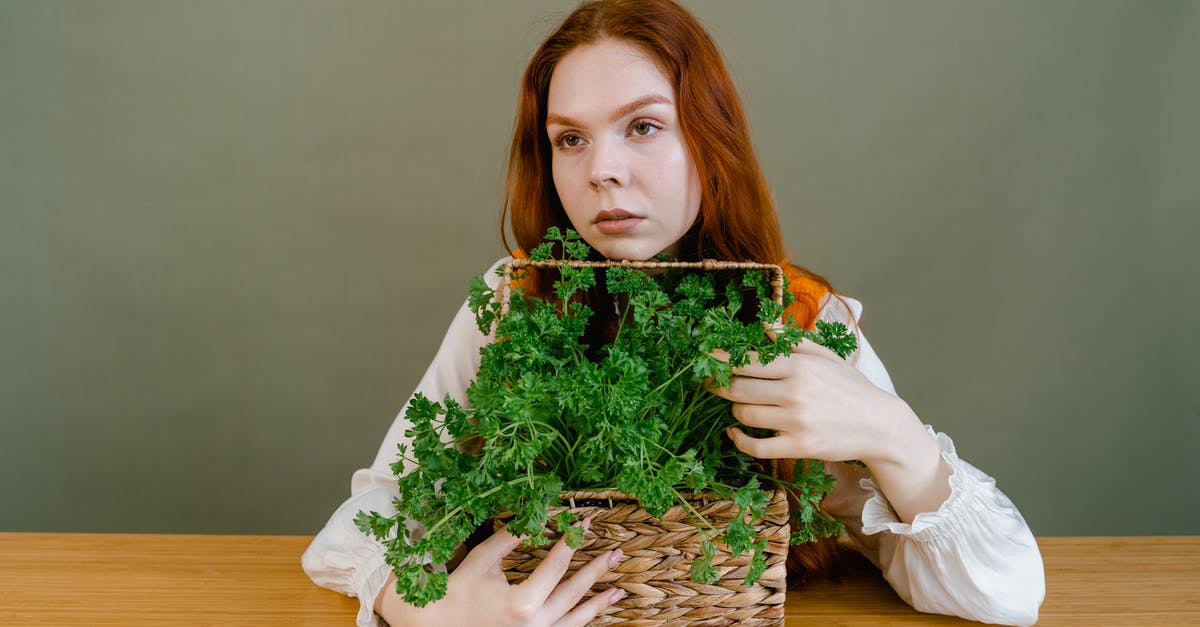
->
xmin=709 ymin=347 xmax=763 ymax=368
xmin=521 ymin=519 xmax=591 ymax=603
xmin=794 ymin=338 xmax=842 ymax=361
xmin=457 ymin=526 xmax=525 ymax=575
xmin=709 ymin=349 xmax=787 ymax=380
xmin=737 ymin=350 xmax=797 ymax=379
xmin=709 ymin=375 xmax=786 ymax=404
xmin=552 ymin=586 xmax=627 ymax=627
xmin=731 ymin=402 xmax=781 ymax=430
xmin=727 ymin=426 xmax=790 ymax=459
xmin=543 ymin=547 xmax=623 ymax=619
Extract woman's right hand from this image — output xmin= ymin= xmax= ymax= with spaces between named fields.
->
xmin=374 ymin=520 xmax=625 ymax=627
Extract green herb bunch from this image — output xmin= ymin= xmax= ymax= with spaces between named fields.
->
xmin=356 ymin=228 xmax=858 ymax=607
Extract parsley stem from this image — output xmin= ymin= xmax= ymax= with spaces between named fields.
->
xmin=422 ymin=476 xmax=534 ymax=537
xmin=495 ymin=420 xmax=572 ymax=455
xmin=645 ymin=364 xmax=690 ymax=400
xmin=673 ymin=491 xmax=721 ymax=539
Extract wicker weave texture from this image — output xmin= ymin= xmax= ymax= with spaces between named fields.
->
xmin=499 ymin=489 xmax=789 ymax=626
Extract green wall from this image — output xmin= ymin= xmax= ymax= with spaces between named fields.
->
xmin=2 ymin=0 xmax=1196 ymax=535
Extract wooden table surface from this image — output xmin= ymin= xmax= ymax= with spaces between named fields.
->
xmin=0 ymin=533 xmax=1196 ymax=625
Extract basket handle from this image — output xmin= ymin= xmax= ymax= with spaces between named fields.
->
xmin=495 ymin=258 xmax=786 ymax=319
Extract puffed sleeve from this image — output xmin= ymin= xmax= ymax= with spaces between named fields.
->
xmin=815 ymin=294 xmax=1046 ymax=627
xmin=300 ymin=258 xmax=509 ymax=627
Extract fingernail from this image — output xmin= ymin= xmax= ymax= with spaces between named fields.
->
xmin=608 ymin=548 xmax=623 ymax=567
xmin=609 ymin=587 xmax=627 ymax=603
xmin=582 ymin=517 xmax=592 ymax=531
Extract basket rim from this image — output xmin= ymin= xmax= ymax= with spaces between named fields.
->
xmin=493 ymin=487 xmax=791 ymax=523
xmin=495 ymin=257 xmax=787 ymax=318
xmin=555 ymin=486 xmax=787 ymax=503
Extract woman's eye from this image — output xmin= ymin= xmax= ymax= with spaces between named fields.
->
xmin=632 ymin=121 xmax=661 ymax=137
xmin=553 ymin=121 xmax=660 ymax=150
xmin=560 ymin=134 xmax=582 ymax=147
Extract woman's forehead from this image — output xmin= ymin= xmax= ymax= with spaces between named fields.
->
xmin=547 ymin=39 xmax=675 ymax=125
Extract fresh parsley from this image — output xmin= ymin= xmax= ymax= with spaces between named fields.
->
xmin=356 ymin=228 xmax=857 ymax=606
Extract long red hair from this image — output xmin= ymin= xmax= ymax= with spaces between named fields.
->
xmin=501 ymin=0 xmax=842 ymax=584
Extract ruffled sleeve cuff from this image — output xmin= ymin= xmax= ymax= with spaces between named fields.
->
xmin=352 ymin=551 xmax=392 ymax=627
xmin=300 ymin=482 xmax=399 ymax=627
xmin=301 ymin=532 xmax=390 ymax=627
xmin=854 ymin=426 xmax=1045 ymax=626
xmin=859 ymin=425 xmax=981 ymax=538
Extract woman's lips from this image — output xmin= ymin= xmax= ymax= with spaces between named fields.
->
xmin=593 ymin=209 xmax=644 ymax=234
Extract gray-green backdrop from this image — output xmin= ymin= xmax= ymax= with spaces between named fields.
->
xmin=2 ymin=0 xmax=1196 ymax=536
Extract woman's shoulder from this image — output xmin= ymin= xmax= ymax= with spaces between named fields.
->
xmin=779 ymin=263 xmax=870 ymax=329
xmin=815 ymin=292 xmax=865 ymax=325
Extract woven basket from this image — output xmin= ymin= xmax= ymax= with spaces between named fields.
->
xmin=497 ymin=489 xmax=789 ymax=626
xmin=493 ymin=257 xmax=791 ymax=626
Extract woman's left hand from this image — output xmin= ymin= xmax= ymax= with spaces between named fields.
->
xmin=709 ymin=335 xmax=955 ymax=524
xmin=707 ymin=339 xmax=908 ymax=467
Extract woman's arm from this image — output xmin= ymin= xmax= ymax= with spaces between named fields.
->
xmin=712 ymin=294 xmax=1045 ymax=626
xmin=719 ymin=330 xmax=953 ymax=524
xmin=848 ymin=390 xmax=953 ymax=525
xmin=303 ymin=257 xmax=626 ymax=625
xmin=301 ymin=259 xmax=501 ymax=626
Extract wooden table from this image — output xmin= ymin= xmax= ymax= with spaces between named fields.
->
xmin=0 ymin=534 xmax=1196 ymax=625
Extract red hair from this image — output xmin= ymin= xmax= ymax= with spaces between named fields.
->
xmin=501 ymin=0 xmax=842 ymax=584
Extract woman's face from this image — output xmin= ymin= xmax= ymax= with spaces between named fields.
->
xmin=546 ymin=38 xmax=701 ymax=261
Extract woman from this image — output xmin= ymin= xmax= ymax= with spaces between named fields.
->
xmin=303 ymin=1 xmax=1045 ymax=625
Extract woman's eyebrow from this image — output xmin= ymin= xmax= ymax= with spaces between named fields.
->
xmin=546 ymin=94 xmax=673 ymax=128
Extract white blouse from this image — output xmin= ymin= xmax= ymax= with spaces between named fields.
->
xmin=301 ymin=258 xmax=1046 ymax=626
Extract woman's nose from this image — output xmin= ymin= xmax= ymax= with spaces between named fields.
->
xmin=588 ymin=137 xmax=628 ymax=189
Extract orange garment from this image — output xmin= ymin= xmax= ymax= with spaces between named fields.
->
xmin=781 ymin=264 xmax=829 ymax=331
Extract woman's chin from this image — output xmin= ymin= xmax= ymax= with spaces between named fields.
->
xmin=578 ymin=230 xmax=676 ymax=262
xmin=593 ymin=243 xmax=656 ymax=262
